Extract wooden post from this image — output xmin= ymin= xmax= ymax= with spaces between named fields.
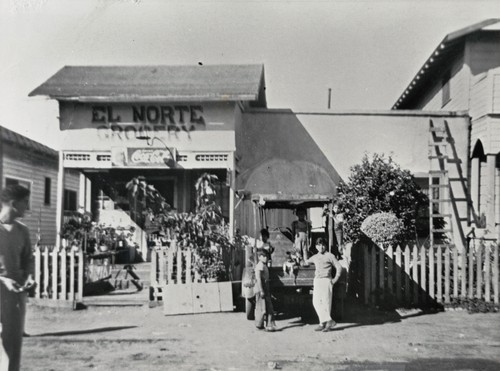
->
xmin=412 ymin=245 xmax=419 ymax=305
xmin=420 ymin=245 xmax=426 ymax=303
xmin=370 ymin=244 xmax=377 ymax=305
xmin=436 ymin=246 xmax=442 ymax=303
xmin=395 ymin=246 xmax=402 ymax=303
xmin=429 ymin=247 xmax=435 ymax=300
xmin=176 ymin=244 xmax=183 ymax=284
xmin=404 ymin=246 xmax=410 ymax=304
xmin=493 ymin=244 xmax=499 ymax=304
xmin=461 ymin=249 xmax=467 ymax=298
xmin=484 ymin=245 xmax=491 ymax=302
xmin=444 ymin=246 xmax=450 ymax=304
xmin=34 ymin=246 xmax=41 ymax=299
xmin=185 ymin=248 xmax=192 ymax=284
xmin=363 ymin=243 xmax=370 ymax=305
xmin=55 ymin=152 xmax=65 ymax=250
xmin=468 ymin=247 xmax=474 ymax=299
xmin=166 ymin=248 xmax=173 ymax=284
xmin=378 ymin=245 xmax=385 ymax=301
xmin=77 ymin=250 xmax=84 ymax=302
xmin=60 ymin=249 xmax=67 ymax=300
xmin=387 ymin=245 xmax=394 ymax=296
xmin=453 ymin=248 xmax=458 ymax=299
xmin=69 ymin=249 xmax=75 ymax=301
xmin=476 ymin=245 xmax=482 ymax=299
xmin=51 ymin=248 xmax=58 ymax=300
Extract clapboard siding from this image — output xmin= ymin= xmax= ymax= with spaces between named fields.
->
xmin=468 ymin=33 xmax=500 ymax=75
xmin=470 ymin=74 xmax=490 ymax=119
xmin=415 ymin=56 xmax=468 ymax=112
xmin=2 ymin=143 xmax=58 ymax=245
xmin=494 ymin=74 xmax=500 ymax=113
xmin=479 ymin=161 xmax=488 ymax=217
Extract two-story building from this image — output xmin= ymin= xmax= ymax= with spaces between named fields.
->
xmin=393 ymin=19 xmax=500 ymax=242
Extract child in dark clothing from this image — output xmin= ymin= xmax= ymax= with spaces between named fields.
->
xmin=259 ymin=228 xmax=275 ymax=267
xmin=254 ymin=249 xmax=277 ymax=332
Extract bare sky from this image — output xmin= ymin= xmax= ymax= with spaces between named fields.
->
xmin=0 ymin=0 xmax=498 ymax=149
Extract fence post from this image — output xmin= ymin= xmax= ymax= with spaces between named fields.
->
xmin=468 ymin=247 xmax=474 ymax=299
xmin=395 ymin=246 xmax=402 ymax=303
xmin=69 ymin=249 xmax=75 ymax=301
xmin=461 ymin=249 xmax=467 ymax=298
xmin=51 ymin=247 xmax=58 ymax=300
xmin=453 ymin=247 xmax=458 ymax=299
xmin=378 ymin=245 xmax=385 ymax=302
xmin=412 ymin=245 xmax=419 ymax=305
xmin=444 ymin=246 xmax=450 ymax=304
xmin=34 ymin=246 xmax=41 ymax=299
xmin=370 ymin=244 xmax=377 ymax=306
xmin=60 ymin=249 xmax=67 ymax=300
xmin=429 ymin=247 xmax=435 ymax=300
xmin=484 ymin=245 xmax=491 ymax=302
xmin=387 ymin=245 xmax=394 ymax=296
xmin=476 ymin=244 xmax=482 ymax=299
xmin=363 ymin=243 xmax=370 ymax=305
xmin=420 ymin=245 xmax=426 ymax=304
xmin=176 ymin=244 xmax=183 ymax=284
xmin=493 ymin=244 xmax=499 ymax=304
xmin=436 ymin=246 xmax=442 ymax=303
xmin=77 ymin=249 xmax=84 ymax=302
xmin=404 ymin=246 xmax=410 ymax=304
xmin=166 ymin=247 xmax=173 ymax=284
xmin=185 ymin=249 xmax=192 ymax=284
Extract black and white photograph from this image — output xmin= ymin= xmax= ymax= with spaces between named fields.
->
xmin=0 ymin=0 xmax=499 ymax=370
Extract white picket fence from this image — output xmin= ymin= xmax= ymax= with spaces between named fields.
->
xmin=33 ymin=245 xmax=85 ymax=302
xmin=361 ymin=241 xmax=499 ymax=306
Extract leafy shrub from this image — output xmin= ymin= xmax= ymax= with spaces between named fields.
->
xmin=360 ymin=212 xmax=403 ymax=245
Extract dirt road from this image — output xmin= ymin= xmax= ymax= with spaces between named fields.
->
xmin=22 ymin=302 xmax=500 ymax=370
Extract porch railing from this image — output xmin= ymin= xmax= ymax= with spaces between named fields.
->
xmin=356 ymin=241 xmax=499 ymax=307
xmin=33 ymin=245 xmax=85 ymax=302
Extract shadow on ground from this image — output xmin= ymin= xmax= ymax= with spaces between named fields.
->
xmin=32 ymin=326 xmax=138 ymax=337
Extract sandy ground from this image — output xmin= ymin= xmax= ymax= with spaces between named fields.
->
xmin=21 ymin=300 xmax=500 ymax=371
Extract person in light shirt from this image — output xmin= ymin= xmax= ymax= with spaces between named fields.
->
xmin=305 ymin=237 xmax=342 ymax=332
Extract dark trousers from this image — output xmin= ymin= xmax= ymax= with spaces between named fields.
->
xmin=255 ymin=293 xmax=274 ymax=328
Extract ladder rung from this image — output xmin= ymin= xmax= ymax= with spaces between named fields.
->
xmin=429 ymin=170 xmax=448 ymax=175
xmin=429 ymin=142 xmax=448 ymax=146
xmin=432 ymin=229 xmax=453 ymax=233
xmin=429 ymin=127 xmax=447 ymax=133
xmin=428 ymin=155 xmax=449 ymax=159
xmin=430 ymin=199 xmax=451 ymax=203
xmin=431 ymin=213 xmax=452 ymax=218
xmin=429 ymin=184 xmax=449 ymax=188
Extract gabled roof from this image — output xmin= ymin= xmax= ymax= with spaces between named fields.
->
xmin=393 ymin=19 xmax=500 ymax=109
xmin=29 ymin=64 xmax=267 ymax=107
xmin=1 ymin=126 xmax=57 ymax=158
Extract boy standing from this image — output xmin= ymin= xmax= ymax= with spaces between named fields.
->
xmin=0 ymin=185 xmax=35 ymax=371
xmin=291 ymin=208 xmax=311 ymax=265
xmin=258 ymin=228 xmax=274 ymax=267
xmin=305 ymin=237 xmax=342 ymax=332
xmin=254 ymin=249 xmax=277 ymax=332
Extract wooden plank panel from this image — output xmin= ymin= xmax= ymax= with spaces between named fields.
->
xmin=70 ymin=250 xmax=75 ymax=300
xmin=468 ymin=247 xmax=474 ymax=299
xmin=378 ymin=246 xmax=384 ymax=301
xmin=444 ymin=246 xmax=450 ymax=304
xmin=77 ymin=250 xmax=84 ymax=302
xmin=412 ymin=245 xmax=419 ymax=305
xmin=453 ymin=248 xmax=458 ymax=299
xmin=493 ymin=244 xmax=499 ymax=304
xmin=476 ymin=246 xmax=482 ymax=299
xmin=192 ymin=283 xmax=221 ymax=313
xmin=163 ymin=284 xmax=194 ymax=315
xmin=177 ymin=246 xmax=183 ymax=284
xmin=60 ymin=250 xmax=67 ymax=300
xmin=420 ymin=246 xmax=426 ymax=303
xmin=34 ymin=246 xmax=41 ymax=299
xmin=371 ymin=244 xmax=377 ymax=305
xmin=461 ymin=250 xmax=467 ymax=298
xmin=395 ymin=246 xmax=402 ymax=303
xmin=429 ymin=247 xmax=435 ymax=300
xmin=436 ymin=246 xmax=442 ymax=303
xmin=484 ymin=246 xmax=491 ymax=302
xmin=387 ymin=245 xmax=394 ymax=296
xmin=51 ymin=248 xmax=58 ymax=300
xmin=218 ymin=282 xmax=234 ymax=312
xmin=185 ymin=249 xmax=192 ymax=284
xmin=364 ymin=244 xmax=370 ymax=305
xmin=166 ymin=249 xmax=173 ymax=284
xmin=404 ymin=247 xmax=410 ymax=304
xmin=43 ymin=248 xmax=49 ymax=298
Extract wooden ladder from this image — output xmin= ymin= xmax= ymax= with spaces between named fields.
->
xmin=428 ymin=119 xmax=454 ymax=248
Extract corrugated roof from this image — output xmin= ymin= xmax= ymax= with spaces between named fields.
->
xmin=393 ymin=19 xmax=500 ymax=109
xmin=29 ymin=64 xmax=267 ymax=107
xmin=1 ymin=126 xmax=57 ymax=158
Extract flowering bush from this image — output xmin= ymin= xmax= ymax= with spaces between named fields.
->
xmin=360 ymin=212 xmax=403 ymax=245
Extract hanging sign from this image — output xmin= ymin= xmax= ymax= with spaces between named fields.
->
xmin=111 ymin=147 xmax=176 ymax=167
